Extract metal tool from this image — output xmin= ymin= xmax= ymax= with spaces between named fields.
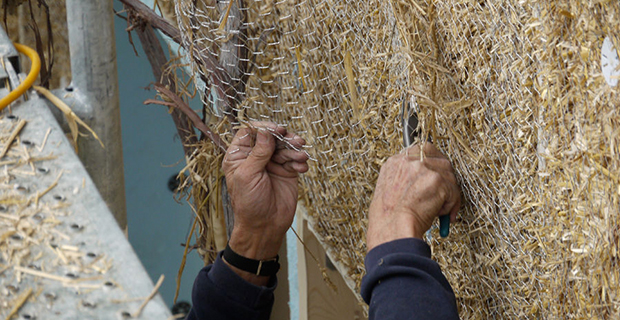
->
xmin=401 ymin=99 xmax=450 ymax=238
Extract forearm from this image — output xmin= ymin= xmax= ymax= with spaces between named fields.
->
xmin=361 ymin=238 xmax=459 ymax=320
xmin=187 ymin=122 xmax=305 ymax=319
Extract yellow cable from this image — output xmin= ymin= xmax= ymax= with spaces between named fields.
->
xmin=0 ymin=43 xmax=41 ymax=111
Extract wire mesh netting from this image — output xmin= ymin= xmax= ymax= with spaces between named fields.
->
xmin=174 ymin=0 xmax=620 ymax=318
xmin=175 ymin=0 xmax=408 ymax=284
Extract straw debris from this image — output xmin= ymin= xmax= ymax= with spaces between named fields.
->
xmin=0 ymin=115 xmax=119 ymax=316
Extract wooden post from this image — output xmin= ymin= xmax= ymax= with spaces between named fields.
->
xmin=297 ymin=207 xmax=366 ymax=320
xmin=270 ymin=238 xmax=290 ymax=320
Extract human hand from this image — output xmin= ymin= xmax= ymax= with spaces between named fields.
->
xmin=366 ymin=143 xmax=461 ymax=252
xmin=222 ymin=122 xmax=308 ymax=262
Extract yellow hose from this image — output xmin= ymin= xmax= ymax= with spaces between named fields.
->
xmin=0 ymin=43 xmax=41 ymax=111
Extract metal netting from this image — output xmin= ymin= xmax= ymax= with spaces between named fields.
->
xmin=174 ymin=0 xmax=620 ymax=318
xmin=175 ymin=0 xmax=408 ymax=285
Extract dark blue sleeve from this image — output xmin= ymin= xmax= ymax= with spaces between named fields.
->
xmin=186 ymin=252 xmax=277 ymax=320
xmin=361 ymin=238 xmax=459 ymax=320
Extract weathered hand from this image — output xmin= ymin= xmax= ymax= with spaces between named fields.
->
xmin=366 ymin=143 xmax=461 ymax=252
xmin=222 ymin=122 xmax=308 ymax=262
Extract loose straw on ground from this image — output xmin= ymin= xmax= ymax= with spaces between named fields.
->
xmin=32 ymin=86 xmax=104 ymax=149
xmin=0 ymin=119 xmax=26 ymax=158
xmin=4 ymin=287 xmax=33 ymax=320
xmin=35 ymin=171 xmax=63 ymax=204
xmin=14 ymin=266 xmax=74 ymax=283
xmin=37 ymin=128 xmax=51 ymax=152
xmin=132 ymin=274 xmax=165 ymax=318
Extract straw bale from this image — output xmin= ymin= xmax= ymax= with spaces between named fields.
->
xmin=394 ymin=1 xmax=620 ymax=318
xmin=174 ymin=0 xmax=620 ymax=317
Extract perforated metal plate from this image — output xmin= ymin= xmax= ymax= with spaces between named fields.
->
xmin=0 ymin=95 xmax=171 ymax=319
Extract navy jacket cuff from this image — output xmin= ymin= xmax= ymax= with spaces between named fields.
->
xmin=364 ymin=238 xmax=431 ymax=275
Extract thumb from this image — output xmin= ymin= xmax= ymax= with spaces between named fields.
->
xmin=246 ymin=129 xmax=276 ymax=172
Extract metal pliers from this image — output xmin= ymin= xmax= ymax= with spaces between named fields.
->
xmin=402 ymin=99 xmax=450 ymax=238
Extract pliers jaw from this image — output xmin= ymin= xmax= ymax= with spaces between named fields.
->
xmin=401 ymin=99 xmax=420 ymax=148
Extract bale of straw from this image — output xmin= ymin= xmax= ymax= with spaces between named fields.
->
xmin=174 ymin=0 xmax=620 ymax=317
xmin=395 ymin=1 xmax=620 ymax=318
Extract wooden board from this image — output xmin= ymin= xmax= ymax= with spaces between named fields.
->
xmin=270 ymin=237 xmax=290 ymax=320
xmin=297 ymin=213 xmax=367 ymax=320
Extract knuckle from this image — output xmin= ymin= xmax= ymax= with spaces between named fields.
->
xmin=435 ymin=157 xmax=451 ymax=168
xmin=387 ymin=154 xmax=399 ymax=162
xmin=435 ymin=158 xmax=456 ymax=173
xmin=253 ymin=147 xmax=270 ymax=158
xmin=409 ymin=144 xmax=422 ymax=154
xmin=425 ymin=142 xmax=439 ymax=152
xmin=234 ymin=167 xmax=249 ymax=180
xmin=427 ymin=171 xmax=444 ymax=188
xmin=383 ymin=156 xmax=397 ymax=168
xmin=447 ymin=171 xmax=458 ymax=184
xmin=236 ymin=127 xmax=252 ymax=139
xmin=410 ymin=160 xmax=425 ymax=171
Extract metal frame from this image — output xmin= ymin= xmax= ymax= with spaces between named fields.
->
xmin=55 ymin=0 xmax=127 ymax=229
xmin=0 ymin=27 xmax=21 ymax=100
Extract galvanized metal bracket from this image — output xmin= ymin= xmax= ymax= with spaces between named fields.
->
xmin=0 ymin=27 xmax=22 ymax=101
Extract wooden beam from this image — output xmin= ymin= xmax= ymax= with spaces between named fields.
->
xmin=270 ymin=237 xmax=290 ymax=320
xmin=119 ymin=0 xmax=182 ymax=43
xmin=296 ymin=206 xmax=367 ymax=320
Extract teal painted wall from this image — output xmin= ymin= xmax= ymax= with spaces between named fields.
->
xmin=113 ymin=0 xmax=204 ymax=309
